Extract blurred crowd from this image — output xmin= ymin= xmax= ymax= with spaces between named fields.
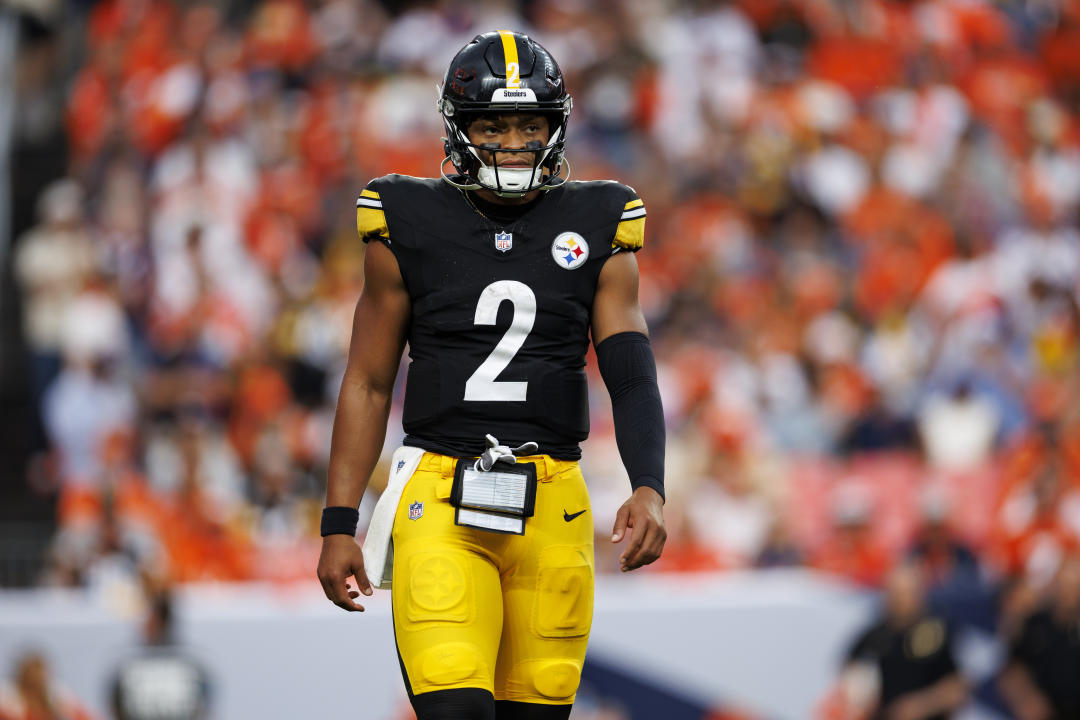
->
xmin=7 ymin=0 xmax=1080 ymax=683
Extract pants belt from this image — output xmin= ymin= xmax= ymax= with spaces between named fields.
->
xmin=417 ymin=452 xmax=577 ymax=482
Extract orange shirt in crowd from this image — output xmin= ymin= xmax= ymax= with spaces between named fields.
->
xmin=807 ymin=36 xmax=901 ymax=100
xmin=158 ymin=488 xmax=253 ymax=582
xmin=811 ymin=527 xmax=893 ymax=587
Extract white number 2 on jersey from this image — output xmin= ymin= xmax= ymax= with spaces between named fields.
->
xmin=464 ymin=280 xmax=535 ymax=402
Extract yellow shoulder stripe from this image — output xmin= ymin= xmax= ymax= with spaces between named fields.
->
xmin=613 ymin=216 xmax=645 ymax=251
xmin=357 ymin=206 xmax=389 ymax=241
xmin=624 ymin=198 xmax=644 ymax=211
xmin=360 ymin=189 xmax=380 ymax=200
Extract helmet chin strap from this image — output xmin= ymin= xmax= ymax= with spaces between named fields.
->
xmin=439 ymin=156 xmax=481 ymax=191
xmin=478 ymin=165 xmax=545 ymax=197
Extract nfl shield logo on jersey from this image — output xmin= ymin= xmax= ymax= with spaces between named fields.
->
xmin=494 ymin=231 xmax=513 ymax=252
xmin=409 ymin=501 xmax=424 ymax=520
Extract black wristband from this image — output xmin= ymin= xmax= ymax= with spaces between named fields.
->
xmin=320 ymin=506 xmax=359 ymax=537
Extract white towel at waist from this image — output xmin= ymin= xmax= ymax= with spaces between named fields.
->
xmin=361 ymin=445 xmax=426 ymax=589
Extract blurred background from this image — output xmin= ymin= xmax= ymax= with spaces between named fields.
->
xmin=1 ymin=0 xmax=1079 ymax=718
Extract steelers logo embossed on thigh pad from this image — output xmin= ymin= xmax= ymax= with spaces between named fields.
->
xmin=410 ymin=555 xmax=467 ymax=613
xmin=551 ymin=232 xmax=589 ymax=270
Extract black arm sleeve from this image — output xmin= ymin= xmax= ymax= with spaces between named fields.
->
xmin=596 ymin=331 xmax=665 ymax=501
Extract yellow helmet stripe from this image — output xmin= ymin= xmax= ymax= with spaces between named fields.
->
xmin=499 ymin=30 xmax=520 ymax=88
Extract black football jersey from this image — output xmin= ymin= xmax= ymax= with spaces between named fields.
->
xmin=355 ymin=175 xmax=646 ymax=460
xmin=847 ymin=615 xmax=959 ymax=720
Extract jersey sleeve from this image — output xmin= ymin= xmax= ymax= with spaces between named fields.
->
xmin=356 ymin=185 xmax=390 ymax=244
xmin=612 ymin=187 xmax=646 ymax=252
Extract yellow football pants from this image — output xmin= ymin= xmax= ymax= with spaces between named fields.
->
xmin=391 ymin=452 xmax=595 ymax=704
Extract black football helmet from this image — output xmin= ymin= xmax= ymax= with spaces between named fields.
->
xmin=437 ymin=31 xmax=572 ymax=196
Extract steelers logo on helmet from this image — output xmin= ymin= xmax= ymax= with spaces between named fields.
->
xmin=551 ymin=232 xmax=589 ymax=270
xmin=437 ymin=30 xmax=572 ymax=197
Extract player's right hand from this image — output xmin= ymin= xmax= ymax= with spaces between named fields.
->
xmin=317 ymin=534 xmax=373 ymax=612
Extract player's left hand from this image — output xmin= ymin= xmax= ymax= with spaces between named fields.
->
xmin=611 ymin=486 xmax=665 ymax=572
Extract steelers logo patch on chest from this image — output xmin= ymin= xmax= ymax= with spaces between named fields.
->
xmin=551 ymin=232 xmax=589 ymax=270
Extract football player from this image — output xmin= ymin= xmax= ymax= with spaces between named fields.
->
xmin=317 ymin=30 xmax=666 ymax=720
